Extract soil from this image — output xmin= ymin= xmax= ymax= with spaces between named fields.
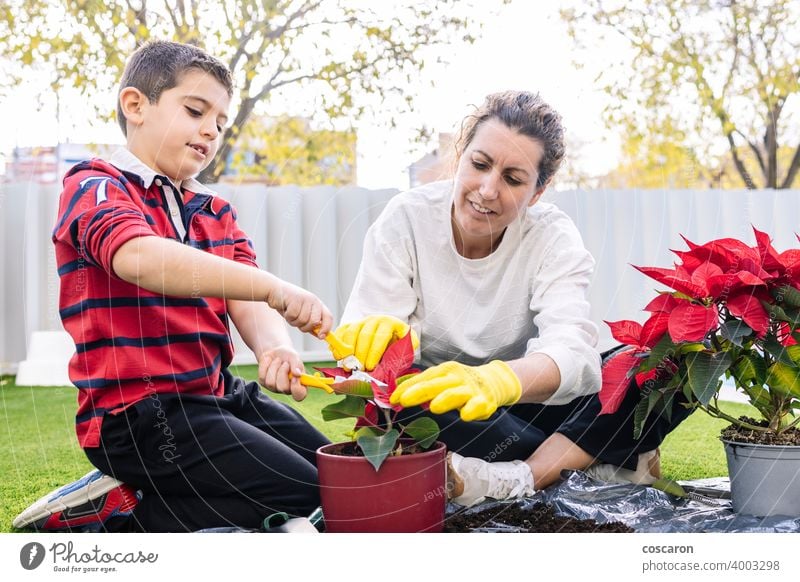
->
xmin=720 ymin=417 xmax=800 ymax=446
xmin=325 ymin=440 xmax=426 ymax=457
xmin=444 ymin=502 xmax=634 ymax=533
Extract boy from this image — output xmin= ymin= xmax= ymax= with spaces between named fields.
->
xmin=13 ymin=40 xmax=333 ymax=532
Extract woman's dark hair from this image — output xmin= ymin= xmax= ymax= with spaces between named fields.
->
xmin=455 ymin=91 xmax=566 ymax=188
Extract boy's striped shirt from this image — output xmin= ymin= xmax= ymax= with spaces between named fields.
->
xmin=52 ymin=152 xmax=257 ymax=447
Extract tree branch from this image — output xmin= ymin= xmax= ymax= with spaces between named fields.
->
xmin=122 ymin=0 xmax=148 ymax=42
xmin=163 ymin=0 xmax=182 ymax=33
xmin=780 ymin=143 xmax=800 ymax=189
xmin=228 ymin=0 xmax=321 ymax=74
xmin=736 ymin=129 xmax=766 ymax=175
xmin=725 ymin=130 xmax=757 ymax=189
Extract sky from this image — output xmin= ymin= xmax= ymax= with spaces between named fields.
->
xmin=0 ymin=1 xmax=620 ymax=190
xmin=355 ymin=1 xmax=620 ymax=189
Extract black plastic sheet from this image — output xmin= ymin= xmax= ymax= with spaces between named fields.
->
xmin=445 ymin=471 xmax=800 ymax=533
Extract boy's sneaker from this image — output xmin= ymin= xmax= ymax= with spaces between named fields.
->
xmin=584 ymin=449 xmax=661 ymax=486
xmin=446 ymin=452 xmax=535 ymax=507
xmin=12 ymin=470 xmax=140 ymax=532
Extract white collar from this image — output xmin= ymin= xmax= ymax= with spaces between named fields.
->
xmin=108 ymin=148 xmax=214 ymax=195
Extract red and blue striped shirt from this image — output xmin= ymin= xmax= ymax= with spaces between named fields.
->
xmin=52 ymin=150 xmax=257 ymax=447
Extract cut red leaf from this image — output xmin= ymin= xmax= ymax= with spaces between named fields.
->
xmin=355 ymin=401 xmax=379 ymax=429
xmin=371 ymin=332 xmax=416 ymax=384
xmin=315 ymin=366 xmax=351 ymax=378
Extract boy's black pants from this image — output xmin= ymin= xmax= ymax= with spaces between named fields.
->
xmin=85 ymin=370 xmax=329 ymax=532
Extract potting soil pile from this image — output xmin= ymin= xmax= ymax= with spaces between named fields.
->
xmin=445 ymin=471 xmax=800 ymax=533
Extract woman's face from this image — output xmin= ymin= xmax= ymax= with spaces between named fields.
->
xmin=451 ymin=119 xmax=546 ymax=258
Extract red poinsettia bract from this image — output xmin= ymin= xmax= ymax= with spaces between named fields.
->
xmin=317 ymin=332 xmax=419 ymax=414
xmin=599 ymin=227 xmax=800 ymax=416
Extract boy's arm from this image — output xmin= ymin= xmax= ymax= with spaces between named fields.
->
xmin=228 ymin=299 xmax=310 ymax=401
xmin=112 ymin=235 xmax=333 ymax=335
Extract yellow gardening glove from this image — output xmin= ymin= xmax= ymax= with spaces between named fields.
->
xmin=389 ymin=360 xmax=522 ymax=422
xmin=334 ymin=315 xmax=420 ymax=371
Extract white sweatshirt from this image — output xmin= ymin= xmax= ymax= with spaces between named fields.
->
xmin=342 ymin=180 xmax=600 ymax=405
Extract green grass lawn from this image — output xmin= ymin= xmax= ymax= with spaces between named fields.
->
xmin=0 ymin=366 xmax=754 ymax=533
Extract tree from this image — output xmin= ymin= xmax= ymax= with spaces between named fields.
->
xmin=0 ymin=0 xmax=483 ymax=182
xmin=599 ymin=123 xmax=718 ymax=189
xmin=225 ymin=115 xmax=356 ymax=185
xmin=562 ymin=0 xmax=800 ymax=189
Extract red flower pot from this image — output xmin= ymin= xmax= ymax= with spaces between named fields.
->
xmin=316 ymin=440 xmax=447 ymax=533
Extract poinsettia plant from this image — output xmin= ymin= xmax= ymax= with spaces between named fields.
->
xmin=316 ymin=332 xmax=440 ymax=470
xmin=600 ymin=227 xmax=800 ymax=439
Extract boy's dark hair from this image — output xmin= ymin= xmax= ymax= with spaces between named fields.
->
xmin=116 ymin=40 xmax=234 ymax=136
xmin=456 ymin=91 xmax=566 ymax=189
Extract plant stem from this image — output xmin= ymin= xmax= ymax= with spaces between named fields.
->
xmin=700 ymin=402 xmax=770 ymax=432
xmin=381 ymin=407 xmax=393 ymax=432
xmin=781 ymin=414 xmax=800 ymax=432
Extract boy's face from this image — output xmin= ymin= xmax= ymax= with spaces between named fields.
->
xmin=128 ymin=69 xmax=231 ymax=183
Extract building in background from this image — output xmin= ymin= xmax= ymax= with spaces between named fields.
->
xmin=408 ymin=133 xmax=454 ymax=189
xmin=3 ymin=119 xmax=358 ymax=188
xmin=3 ymin=143 xmax=118 ymax=184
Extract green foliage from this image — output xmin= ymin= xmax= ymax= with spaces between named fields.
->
xmin=227 ymin=116 xmax=356 ymax=185
xmin=320 ymin=394 xmax=365 ymax=421
xmin=564 ymin=0 xmax=800 ymax=189
xmin=357 ymin=429 xmax=400 ymax=471
xmin=685 ymin=352 xmax=731 ymax=406
xmin=0 ymin=367 xmax=739 ymax=532
xmin=0 ymin=0 xmax=483 ymax=182
xmin=402 ymin=417 xmax=439 ymax=449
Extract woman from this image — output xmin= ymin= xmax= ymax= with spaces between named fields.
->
xmin=336 ymin=91 xmax=664 ymax=507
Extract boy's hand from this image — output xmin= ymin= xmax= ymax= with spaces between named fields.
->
xmin=266 ymin=281 xmax=333 ymax=337
xmin=258 ymin=346 xmax=308 ymax=401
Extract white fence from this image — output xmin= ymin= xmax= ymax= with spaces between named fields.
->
xmin=2 ymin=181 xmax=799 ymax=377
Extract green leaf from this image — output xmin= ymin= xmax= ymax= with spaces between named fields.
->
xmin=354 ymin=426 xmax=383 ymax=439
xmin=641 ymin=335 xmax=677 ymax=371
xmin=719 ymin=320 xmax=753 ymax=347
xmin=732 ymin=353 xmax=767 ymax=386
xmin=676 ymin=342 xmax=706 ymax=354
xmin=331 ymin=379 xmax=374 ymax=398
xmin=357 ymin=429 xmax=400 ymax=471
xmin=766 ymin=362 xmax=800 ymax=399
xmin=786 ymin=345 xmax=800 ymax=365
xmin=632 ymin=389 xmax=661 ymax=440
xmin=632 ymin=396 xmax=649 ymax=440
xmin=402 ymin=417 xmax=440 ymax=449
xmin=761 ymin=301 xmax=800 ymax=326
xmin=321 ymin=395 xmax=366 ymax=421
xmin=651 ymin=479 xmax=687 ymax=498
xmin=763 ymin=336 xmax=796 ymax=366
xmin=685 ymin=351 xmax=731 ymax=405
xmin=773 ymin=285 xmax=800 ymax=309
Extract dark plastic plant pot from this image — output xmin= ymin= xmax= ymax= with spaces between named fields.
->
xmin=722 ymin=439 xmax=800 ymax=517
xmin=316 ymin=440 xmax=447 ymax=533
